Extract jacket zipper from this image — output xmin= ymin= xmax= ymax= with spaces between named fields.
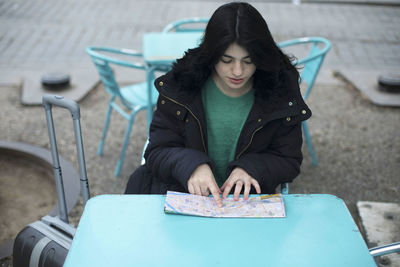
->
xmin=236 ymin=125 xmax=264 ymax=160
xmin=161 ymin=93 xmax=207 ymax=154
xmin=236 ymin=106 xmax=305 ymax=159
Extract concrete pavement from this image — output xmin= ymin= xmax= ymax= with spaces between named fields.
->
xmin=0 ymin=0 xmax=399 ymax=74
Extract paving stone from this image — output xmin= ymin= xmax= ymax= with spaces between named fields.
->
xmin=1 ymin=0 xmax=399 ymax=72
xmin=357 ymin=201 xmax=400 ymax=267
xmin=335 ymin=69 xmax=400 ymax=107
xmin=20 ymin=68 xmax=99 ymax=105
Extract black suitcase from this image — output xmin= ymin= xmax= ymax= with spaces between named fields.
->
xmin=13 ymin=94 xmax=91 ymax=267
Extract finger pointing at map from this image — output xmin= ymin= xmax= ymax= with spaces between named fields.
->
xmin=187 ymin=164 xmax=223 ymax=207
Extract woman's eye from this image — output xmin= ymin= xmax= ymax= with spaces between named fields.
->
xmin=220 ymin=58 xmax=232 ymax=64
xmin=243 ymin=60 xmax=253 ymax=65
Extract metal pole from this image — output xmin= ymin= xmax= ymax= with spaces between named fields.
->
xmin=44 ymin=107 xmax=69 ymax=223
xmin=73 ymin=119 xmax=90 ymax=206
xmin=369 ymin=242 xmax=400 ymax=257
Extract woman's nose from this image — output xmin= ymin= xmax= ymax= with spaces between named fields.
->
xmin=232 ymin=61 xmax=243 ymax=76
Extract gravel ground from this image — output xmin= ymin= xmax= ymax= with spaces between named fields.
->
xmin=0 ymin=69 xmax=399 ymax=265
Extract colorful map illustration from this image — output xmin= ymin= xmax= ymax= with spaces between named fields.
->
xmin=164 ymin=191 xmax=286 ymax=218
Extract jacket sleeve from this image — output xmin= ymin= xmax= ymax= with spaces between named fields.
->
xmin=144 ymin=96 xmax=213 ymax=191
xmin=226 ymin=121 xmax=303 ymax=193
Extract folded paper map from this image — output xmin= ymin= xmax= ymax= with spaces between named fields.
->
xmin=164 ymin=191 xmax=286 ymax=218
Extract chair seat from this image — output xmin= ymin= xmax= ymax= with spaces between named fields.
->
xmin=120 ymin=81 xmax=159 ymax=108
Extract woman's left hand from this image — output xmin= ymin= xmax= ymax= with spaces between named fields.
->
xmin=220 ymin=167 xmax=261 ymax=201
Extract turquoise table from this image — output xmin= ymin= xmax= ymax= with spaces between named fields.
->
xmin=64 ymin=194 xmax=376 ymax=267
xmin=143 ymin=32 xmax=203 ymax=66
xmin=142 ymin=32 xmax=203 ymax=127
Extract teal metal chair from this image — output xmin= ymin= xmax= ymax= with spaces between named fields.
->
xmin=162 ymin=17 xmax=209 ymax=33
xmin=86 ymin=46 xmax=158 ymax=177
xmin=278 ymin=37 xmax=331 ymax=166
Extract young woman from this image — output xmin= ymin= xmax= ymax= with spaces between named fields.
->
xmin=125 ymin=2 xmax=311 ymax=207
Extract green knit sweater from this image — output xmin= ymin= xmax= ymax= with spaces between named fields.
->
xmin=201 ymin=78 xmax=254 ymax=187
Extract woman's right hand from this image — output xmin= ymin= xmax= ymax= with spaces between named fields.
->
xmin=188 ymin=164 xmax=223 ymax=207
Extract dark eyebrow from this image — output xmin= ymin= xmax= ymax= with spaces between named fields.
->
xmin=222 ymin=54 xmax=252 ymax=60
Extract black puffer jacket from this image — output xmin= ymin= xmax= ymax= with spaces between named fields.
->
xmin=126 ymin=69 xmax=311 ymax=194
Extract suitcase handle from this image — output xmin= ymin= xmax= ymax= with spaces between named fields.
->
xmin=43 ymin=94 xmax=80 ymax=120
xmin=42 ymin=94 xmax=90 ymax=223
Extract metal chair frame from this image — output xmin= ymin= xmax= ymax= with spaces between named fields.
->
xmin=162 ymin=17 xmax=209 ymax=33
xmin=86 ymin=46 xmax=158 ymax=176
xmin=369 ymin=241 xmax=400 ymax=258
xmin=278 ymin=37 xmax=332 ymax=166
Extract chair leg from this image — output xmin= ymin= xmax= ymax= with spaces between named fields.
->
xmin=114 ymin=114 xmax=136 ymax=177
xmin=281 ymin=183 xmax=289 ymax=195
xmin=98 ymin=101 xmax=113 ymax=156
xmin=302 ymin=121 xmax=318 ymax=166
xmin=146 ymin=66 xmax=156 ymax=132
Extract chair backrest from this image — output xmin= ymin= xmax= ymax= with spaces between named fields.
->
xmin=162 ymin=17 xmax=209 ymax=33
xmin=278 ymin=37 xmax=331 ymax=100
xmin=86 ymin=46 xmax=146 ymax=109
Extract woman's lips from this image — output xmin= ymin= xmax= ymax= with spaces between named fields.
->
xmin=229 ymin=78 xmax=244 ymax=84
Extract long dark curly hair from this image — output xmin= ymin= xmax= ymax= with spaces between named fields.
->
xmin=171 ymin=2 xmax=298 ymax=102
